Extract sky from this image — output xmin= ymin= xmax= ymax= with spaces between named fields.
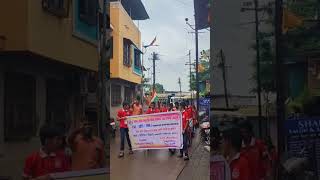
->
xmin=136 ymin=0 xmax=210 ymax=92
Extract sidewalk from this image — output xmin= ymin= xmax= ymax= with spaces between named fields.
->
xmin=176 ymin=140 xmax=210 ymax=180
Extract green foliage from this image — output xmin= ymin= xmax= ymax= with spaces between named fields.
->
xmin=190 ymin=49 xmax=210 ymax=95
xmin=144 ymin=83 xmax=165 ymax=94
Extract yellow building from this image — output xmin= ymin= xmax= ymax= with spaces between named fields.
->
xmin=109 ymin=0 xmax=149 ymax=118
xmin=0 ymin=0 xmax=105 ymax=179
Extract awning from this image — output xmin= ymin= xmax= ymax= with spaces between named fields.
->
xmin=110 ymin=0 xmax=149 ymax=20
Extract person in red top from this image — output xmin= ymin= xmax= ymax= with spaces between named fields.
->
xmin=23 ymin=124 xmax=71 ymax=180
xmin=179 ymin=102 xmax=190 ymax=160
xmin=145 ymin=102 xmax=160 ymax=114
xmin=221 ymin=127 xmax=250 ymax=180
xmin=239 ymin=120 xmax=268 ymax=180
xmin=160 ymin=102 xmax=168 ymax=112
xmin=117 ymin=101 xmax=133 ymax=158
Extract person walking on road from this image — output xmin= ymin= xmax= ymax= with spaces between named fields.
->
xmin=117 ymin=101 xmax=133 ymax=158
xmin=132 ymin=96 xmax=143 ymax=115
xmin=221 ymin=127 xmax=250 ymax=180
xmin=68 ymin=122 xmax=106 ymax=170
xmin=179 ymin=102 xmax=190 ymax=160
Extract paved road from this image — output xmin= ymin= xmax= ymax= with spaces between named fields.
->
xmin=110 ymin=129 xmax=206 ymax=180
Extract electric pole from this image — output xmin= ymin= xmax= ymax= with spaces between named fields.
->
xmin=254 ymin=0 xmax=263 ymax=139
xmin=241 ymin=0 xmax=263 ymax=138
xmin=275 ymin=0 xmax=285 ymax=163
xmin=185 ymin=50 xmax=194 ymax=105
xmin=151 ymin=52 xmax=159 ymax=92
xmin=220 ymin=50 xmax=229 ymax=108
xmin=178 ymin=77 xmax=182 ymax=101
xmin=188 ymin=50 xmax=193 ymax=104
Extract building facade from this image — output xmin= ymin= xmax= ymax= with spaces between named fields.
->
xmin=109 ymin=0 xmax=149 ymax=119
xmin=0 ymin=0 xmax=103 ymax=178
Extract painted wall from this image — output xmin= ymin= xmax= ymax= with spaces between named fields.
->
xmin=0 ymin=0 xmax=99 ymax=71
xmin=0 ymin=0 xmax=28 ymax=50
xmin=27 ymin=0 xmax=99 ymax=71
xmin=110 ymin=2 xmax=142 ymax=84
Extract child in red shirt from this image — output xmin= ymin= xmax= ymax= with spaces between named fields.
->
xmin=179 ymin=102 xmax=190 ymax=160
xmin=146 ymin=102 xmax=160 ymax=114
xmin=117 ymin=101 xmax=133 ymax=158
xmin=239 ymin=120 xmax=268 ymax=180
xmin=221 ymin=127 xmax=250 ymax=180
xmin=23 ymin=124 xmax=70 ymax=180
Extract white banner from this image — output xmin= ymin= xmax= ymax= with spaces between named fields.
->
xmin=126 ymin=111 xmax=183 ymax=150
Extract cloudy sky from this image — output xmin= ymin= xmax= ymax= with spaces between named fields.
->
xmin=136 ymin=0 xmax=210 ymax=92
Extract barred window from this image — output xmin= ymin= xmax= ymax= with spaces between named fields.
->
xmin=123 ymin=39 xmax=131 ymax=67
xmin=111 ymin=84 xmax=122 ymax=106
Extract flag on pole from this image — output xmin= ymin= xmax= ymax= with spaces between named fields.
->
xmin=149 ymin=36 xmax=157 ymax=46
xmin=150 ymin=90 xmax=159 ymax=103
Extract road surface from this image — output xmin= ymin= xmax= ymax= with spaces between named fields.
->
xmin=110 ymin=129 xmax=205 ymax=180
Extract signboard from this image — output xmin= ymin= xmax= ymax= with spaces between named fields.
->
xmin=285 ymin=118 xmax=320 ymax=177
xmin=199 ymin=98 xmax=211 ymax=117
xmin=126 ymin=112 xmax=183 ymax=150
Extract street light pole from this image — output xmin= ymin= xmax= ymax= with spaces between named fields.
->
xmin=185 ymin=18 xmax=200 ymax=118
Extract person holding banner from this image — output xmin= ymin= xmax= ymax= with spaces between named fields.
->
xmin=179 ymin=102 xmax=190 ymax=160
xmin=145 ymin=102 xmax=160 ymax=114
xmin=117 ymin=101 xmax=133 ymax=158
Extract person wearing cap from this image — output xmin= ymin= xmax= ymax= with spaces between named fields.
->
xmin=23 ymin=124 xmax=71 ymax=180
xmin=239 ymin=120 xmax=268 ymax=180
xmin=68 ymin=122 xmax=106 ymax=170
xmin=221 ymin=127 xmax=250 ymax=180
xmin=117 ymin=101 xmax=133 ymax=157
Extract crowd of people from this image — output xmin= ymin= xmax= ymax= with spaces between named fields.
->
xmin=116 ymin=96 xmax=198 ymax=161
xmin=211 ymin=120 xmax=278 ymax=180
xmin=23 ymin=122 xmax=106 ymax=180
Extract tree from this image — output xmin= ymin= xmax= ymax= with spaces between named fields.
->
xmin=144 ymin=83 xmax=165 ymax=94
xmin=190 ymin=49 xmax=210 ymax=95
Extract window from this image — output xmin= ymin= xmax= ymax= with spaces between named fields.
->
xmin=79 ymin=0 xmax=98 ymax=26
xmin=111 ymin=84 xmax=122 ymax=106
xmin=134 ymin=49 xmax=141 ymax=68
xmin=4 ymin=72 xmax=36 ymax=141
xmin=124 ymin=87 xmax=132 ymax=104
xmin=123 ymin=39 xmax=131 ymax=67
xmin=42 ymin=0 xmax=69 ymax=17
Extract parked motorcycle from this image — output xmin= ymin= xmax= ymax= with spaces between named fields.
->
xmin=199 ymin=115 xmax=210 ymax=145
